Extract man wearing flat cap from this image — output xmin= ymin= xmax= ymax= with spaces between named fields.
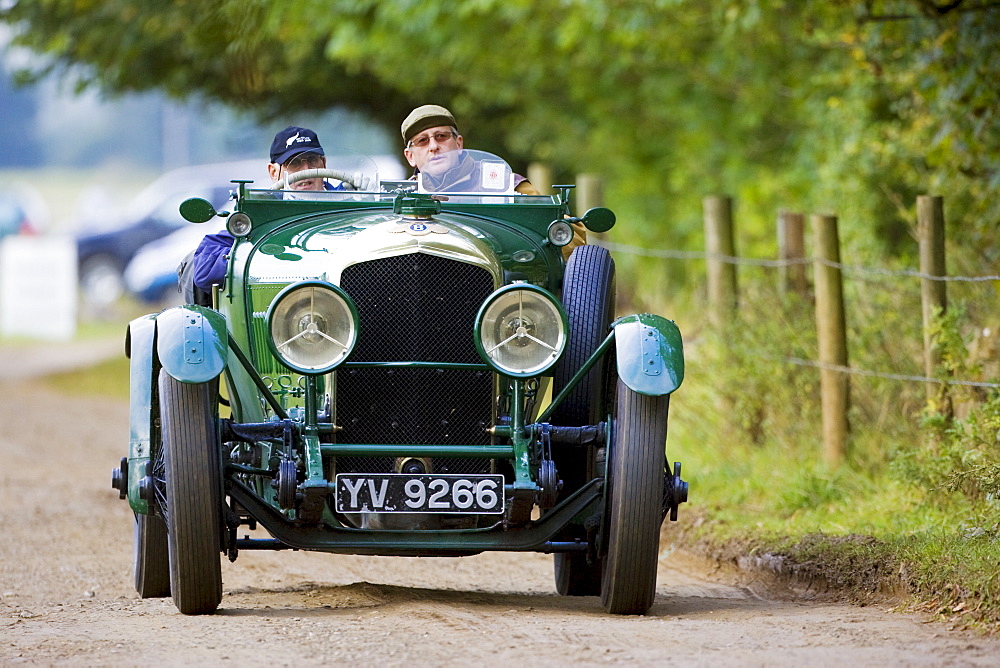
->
xmin=400 ymin=104 xmax=586 ymax=255
xmin=401 ymin=104 xmax=540 ymax=197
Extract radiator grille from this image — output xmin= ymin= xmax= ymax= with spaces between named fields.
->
xmin=336 ymin=253 xmax=495 ymax=474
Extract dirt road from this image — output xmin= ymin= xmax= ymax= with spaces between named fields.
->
xmin=3 ymin=376 xmax=999 ymax=666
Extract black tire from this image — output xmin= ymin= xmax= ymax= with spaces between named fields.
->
xmin=551 ymin=245 xmax=616 ymax=426
xmin=159 ymin=370 xmax=223 ymax=615
xmin=555 ymin=552 xmax=602 ymax=596
xmin=601 ymin=380 xmax=669 ymax=615
xmin=551 ymin=245 xmax=616 ymax=596
xmin=133 ymin=512 xmax=171 ymax=598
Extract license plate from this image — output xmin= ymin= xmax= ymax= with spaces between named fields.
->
xmin=334 ymin=474 xmax=505 ymax=514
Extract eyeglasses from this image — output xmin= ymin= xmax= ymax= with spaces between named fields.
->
xmin=408 ymin=130 xmax=457 ymax=149
xmin=284 ymin=152 xmax=325 ymax=171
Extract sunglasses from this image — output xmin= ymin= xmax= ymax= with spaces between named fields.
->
xmin=408 ymin=130 xmax=458 ymax=149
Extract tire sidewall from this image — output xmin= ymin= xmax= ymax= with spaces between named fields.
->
xmin=160 ymin=371 xmax=224 ymax=614
xmin=600 ymin=380 xmax=669 ymax=614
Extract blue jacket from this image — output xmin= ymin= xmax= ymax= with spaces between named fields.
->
xmin=192 ymin=181 xmax=345 ymax=291
xmin=192 ymin=230 xmax=236 ymax=291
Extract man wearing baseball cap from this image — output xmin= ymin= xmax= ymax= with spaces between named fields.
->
xmin=182 ymin=126 xmax=344 ymax=304
xmin=401 ymin=104 xmax=586 ymax=254
xmin=267 ymin=126 xmax=343 ymax=192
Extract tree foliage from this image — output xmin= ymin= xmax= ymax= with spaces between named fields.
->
xmin=2 ymin=0 xmax=997 ymax=269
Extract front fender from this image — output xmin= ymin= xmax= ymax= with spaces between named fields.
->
xmin=613 ymin=313 xmax=684 ymax=396
xmin=124 ymin=306 xmax=228 ymax=513
xmin=125 ymin=314 xmax=157 ymax=514
xmin=156 ymin=305 xmax=228 ymax=383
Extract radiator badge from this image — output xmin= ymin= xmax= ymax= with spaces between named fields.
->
xmin=390 ymin=221 xmax=450 ymax=237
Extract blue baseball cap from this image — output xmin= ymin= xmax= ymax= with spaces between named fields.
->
xmin=270 ymin=126 xmax=325 ymax=165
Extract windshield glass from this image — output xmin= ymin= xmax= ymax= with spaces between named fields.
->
xmin=244 ymin=149 xmax=551 ymax=204
xmin=271 ymin=149 xmax=381 ymax=197
xmin=417 ymin=149 xmax=516 ymax=194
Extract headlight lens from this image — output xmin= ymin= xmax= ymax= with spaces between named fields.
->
xmin=227 ymin=212 xmax=253 ymax=237
xmin=547 ymin=220 xmax=574 ymax=247
xmin=476 ymin=285 xmax=567 ymax=377
xmin=267 ymin=282 xmax=358 ymax=374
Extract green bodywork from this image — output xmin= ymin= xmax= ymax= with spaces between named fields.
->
xmin=123 ymin=182 xmax=685 ymax=555
xmin=125 ymin=315 xmax=156 ymax=514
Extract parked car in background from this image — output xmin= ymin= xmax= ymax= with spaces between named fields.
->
xmin=123 ymin=224 xmax=208 ymax=304
xmin=75 ymin=160 xmax=261 ymax=308
xmin=121 ymin=154 xmax=406 ymax=304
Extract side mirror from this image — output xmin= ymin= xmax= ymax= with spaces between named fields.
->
xmin=580 ymin=207 xmax=616 ymax=233
xmin=180 ymin=197 xmax=218 ymax=224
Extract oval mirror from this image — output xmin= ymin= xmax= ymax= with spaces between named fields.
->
xmin=179 ymin=197 xmax=218 ymax=224
xmin=581 ymin=207 xmax=616 ymax=233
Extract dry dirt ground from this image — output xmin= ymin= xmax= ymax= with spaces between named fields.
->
xmin=3 ymin=343 xmax=1000 ymax=666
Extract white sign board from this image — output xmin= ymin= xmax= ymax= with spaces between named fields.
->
xmin=0 ymin=236 xmax=78 ymax=341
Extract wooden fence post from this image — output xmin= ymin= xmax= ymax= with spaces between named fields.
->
xmin=704 ymin=196 xmax=737 ymax=327
xmin=812 ymin=213 xmax=849 ymax=467
xmin=778 ymin=211 xmax=808 ymax=298
xmin=918 ymin=195 xmax=949 ymax=410
xmin=574 ymin=173 xmax=604 ymax=216
xmin=527 ymin=162 xmax=553 ymax=196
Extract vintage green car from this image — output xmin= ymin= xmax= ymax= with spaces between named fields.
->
xmin=112 ymin=149 xmax=687 ymax=615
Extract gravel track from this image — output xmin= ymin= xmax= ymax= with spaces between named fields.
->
xmin=3 ymin=368 xmax=999 ymax=666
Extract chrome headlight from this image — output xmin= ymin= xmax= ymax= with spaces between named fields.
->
xmin=227 ymin=212 xmax=253 ymax=237
xmin=266 ymin=281 xmax=359 ymax=374
xmin=475 ymin=284 xmax=567 ymax=377
xmin=547 ymin=220 xmax=574 ymax=247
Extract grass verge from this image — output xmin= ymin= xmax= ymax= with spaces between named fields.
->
xmin=673 ymin=508 xmax=1000 ymax=634
xmin=42 ymin=354 xmax=130 ymax=400
xmin=661 ymin=290 xmax=1000 ymax=634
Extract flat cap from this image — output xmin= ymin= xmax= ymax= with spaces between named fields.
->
xmin=401 ymin=104 xmax=458 ymax=143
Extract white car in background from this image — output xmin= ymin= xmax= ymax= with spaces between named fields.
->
xmin=124 ymin=223 xmax=210 ymax=304
xmin=123 ymin=155 xmax=406 ymax=304
xmin=76 ymin=160 xmax=261 ymax=307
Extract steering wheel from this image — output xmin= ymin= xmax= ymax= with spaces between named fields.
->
xmin=270 ymin=168 xmax=360 ymax=190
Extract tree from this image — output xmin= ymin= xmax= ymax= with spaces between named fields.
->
xmin=2 ymin=0 xmax=996 ymax=267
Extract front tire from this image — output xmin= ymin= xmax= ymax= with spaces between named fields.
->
xmin=601 ymin=380 xmax=669 ymax=615
xmin=159 ymin=371 xmax=223 ymax=615
xmin=133 ymin=512 xmax=171 ymax=598
xmin=551 ymin=245 xmax=616 ymax=426
xmin=551 ymin=245 xmax=615 ymax=596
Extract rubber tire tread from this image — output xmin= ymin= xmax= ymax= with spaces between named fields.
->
xmin=133 ymin=512 xmax=171 ymax=598
xmin=601 ymin=380 xmax=669 ymax=615
xmin=160 ymin=371 xmax=223 ymax=615
xmin=552 ymin=245 xmax=615 ymax=596
xmin=551 ymin=245 xmax=616 ymax=426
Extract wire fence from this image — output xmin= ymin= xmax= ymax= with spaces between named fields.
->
xmin=600 ymin=240 xmax=1000 ymax=283
xmin=596 ymin=239 xmax=1000 ymax=390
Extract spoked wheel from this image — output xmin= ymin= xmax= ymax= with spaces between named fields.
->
xmin=601 ymin=380 xmax=670 ymax=615
xmin=133 ymin=512 xmax=170 ymax=598
xmin=551 ymin=245 xmax=616 ymax=596
xmin=159 ymin=370 xmax=223 ymax=615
